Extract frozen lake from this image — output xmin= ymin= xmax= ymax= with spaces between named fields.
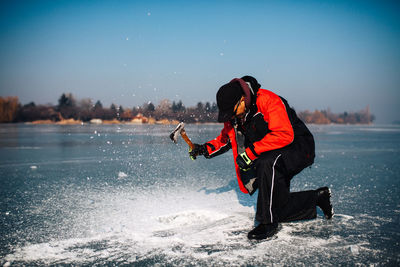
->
xmin=1 ymin=123 xmax=399 ymax=266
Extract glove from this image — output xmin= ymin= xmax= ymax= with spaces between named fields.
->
xmin=236 ymin=152 xmax=253 ymax=170
xmin=239 ymin=167 xmax=258 ymax=195
xmin=189 ymin=143 xmax=207 ymax=160
xmin=237 ymin=152 xmax=257 ymax=195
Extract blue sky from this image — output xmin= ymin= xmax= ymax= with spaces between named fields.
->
xmin=0 ymin=0 xmax=399 ymax=123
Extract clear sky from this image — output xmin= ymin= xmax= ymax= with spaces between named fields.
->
xmin=0 ymin=0 xmax=399 ymax=123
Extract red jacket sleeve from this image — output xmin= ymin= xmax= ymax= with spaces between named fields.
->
xmin=245 ymin=90 xmax=294 ymax=160
xmin=205 ymin=122 xmax=232 ymax=157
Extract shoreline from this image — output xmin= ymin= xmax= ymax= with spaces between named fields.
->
xmin=0 ymin=120 xmax=385 ymax=126
xmin=21 ymin=119 xmax=222 ymax=126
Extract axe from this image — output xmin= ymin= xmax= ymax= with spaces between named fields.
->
xmin=169 ymin=122 xmax=195 ymax=151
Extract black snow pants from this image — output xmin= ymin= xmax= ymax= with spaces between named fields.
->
xmin=254 ymin=151 xmax=318 ymax=224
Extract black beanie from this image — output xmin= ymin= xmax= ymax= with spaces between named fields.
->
xmin=216 ymin=81 xmax=243 ymax=122
xmin=241 ymin=75 xmax=261 ymax=93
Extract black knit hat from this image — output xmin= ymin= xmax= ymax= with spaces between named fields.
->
xmin=216 ymin=81 xmax=243 ymax=122
xmin=241 ymin=75 xmax=261 ymax=92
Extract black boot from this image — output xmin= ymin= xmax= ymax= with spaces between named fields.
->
xmin=316 ymin=187 xmax=334 ymax=219
xmin=248 ymin=222 xmax=278 ymax=240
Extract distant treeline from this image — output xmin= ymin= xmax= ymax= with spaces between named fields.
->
xmin=0 ymin=94 xmax=218 ymax=123
xmin=298 ymin=107 xmax=374 ymax=125
xmin=0 ymin=94 xmax=374 ymax=124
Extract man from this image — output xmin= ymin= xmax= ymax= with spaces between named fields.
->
xmin=190 ymin=76 xmax=334 ymax=240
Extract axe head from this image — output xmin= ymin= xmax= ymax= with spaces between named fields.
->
xmin=169 ymin=122 xmax=185 ymax=143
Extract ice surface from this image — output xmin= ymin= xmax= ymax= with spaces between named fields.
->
xmin=1 ymin=124 xmax=399 ymax=266
xmin=2 ymin=186 xmax=388 ymax=266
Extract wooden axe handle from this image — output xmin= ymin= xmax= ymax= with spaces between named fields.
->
xmin=180 ymin=129 xmax=195 ymax=150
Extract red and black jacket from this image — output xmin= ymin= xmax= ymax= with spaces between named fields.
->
xmin=204 ymin=89 xmax=315 ymax=193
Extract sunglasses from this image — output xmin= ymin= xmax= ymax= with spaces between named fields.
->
xmin=233 ymin=98 xmax=242 ymax=116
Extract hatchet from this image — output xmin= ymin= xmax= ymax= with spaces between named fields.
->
xmin=169 ymin=122 xmax=195 ymax=151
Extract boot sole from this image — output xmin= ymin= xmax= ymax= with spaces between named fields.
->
xmin=248 ymin=226 xmax=279 ymax=240
xmin=325 ymin=188 xmax=334 ymax=219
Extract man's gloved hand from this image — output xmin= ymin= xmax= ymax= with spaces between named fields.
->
xmin=189 ymin=143 xmax=207 ymax=160
xmin=236 ymin=152 xmax=253 ymax=170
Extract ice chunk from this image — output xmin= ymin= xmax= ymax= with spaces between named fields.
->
xmin=118 ymin=172 xmax=128 ymax=179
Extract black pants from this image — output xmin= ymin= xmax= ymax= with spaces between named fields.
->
xmin=255 ymin=152 xmax=318 ymax=224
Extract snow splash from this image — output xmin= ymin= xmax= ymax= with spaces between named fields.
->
xmin=3 ymin=186 xmax=383 ymax=266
